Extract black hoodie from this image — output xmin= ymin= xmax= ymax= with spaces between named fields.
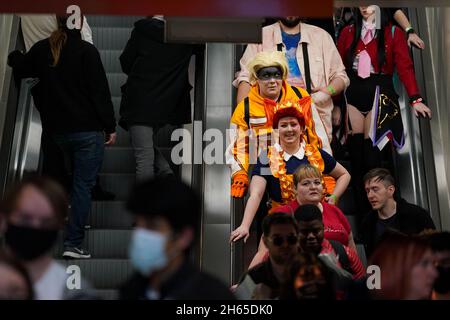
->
xmin=119 ymin=18 xmax=202 ymax=129
xmin=8 ymin=29 xmax=116 ymax=134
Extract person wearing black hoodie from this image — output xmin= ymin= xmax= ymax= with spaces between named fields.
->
xmin=120 ymin=16 xmax=201 ymax=181
xmin=8 ymin=16 xmax=116 ymax=259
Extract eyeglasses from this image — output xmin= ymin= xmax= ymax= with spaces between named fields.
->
xmin=268 ymin=235 xmax=298 ymax=246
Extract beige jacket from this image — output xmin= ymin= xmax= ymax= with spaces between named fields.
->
xmin=233 ymin=22 xmax=349 ymax=144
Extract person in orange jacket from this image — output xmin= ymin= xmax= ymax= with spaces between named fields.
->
xmin=226 ymin=51 xmax=328 ymax=199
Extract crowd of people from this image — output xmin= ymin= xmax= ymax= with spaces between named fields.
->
xmin=0 ymin=6 xmax=448 ymax=300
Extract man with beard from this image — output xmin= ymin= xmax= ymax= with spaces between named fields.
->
xmin=233 ymin=16 xmax=349 ymax=148
xmin=235 ymin=212 xmax=299 ymax=299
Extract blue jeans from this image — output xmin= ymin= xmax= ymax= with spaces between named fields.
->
xmin=53 ymin=131 xmax=104 ymax=248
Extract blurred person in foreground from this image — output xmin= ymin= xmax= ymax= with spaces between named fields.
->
xmin=0 ymin=251 xmax=34 ymax=300
xmin=120 ymin=176 xmax=235 ymax=300
xmin=427 ymin=232 xmax=450 ymax=300
xmin=0 ymin=176 xmax=95 ymax=299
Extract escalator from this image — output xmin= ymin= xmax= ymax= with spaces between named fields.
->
xmin=1 ymin=10 xmax=449 ymax=298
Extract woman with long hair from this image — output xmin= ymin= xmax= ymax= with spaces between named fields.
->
xmin=337 ymin=7 xmax=432 ymax=213
xmin=8 ymin=15 xmax=116 ymax=259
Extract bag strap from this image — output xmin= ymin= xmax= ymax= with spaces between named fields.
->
xmin=329 ymin=240 xmax=352 ymax=274
xmin=391 ymin=25 xmax=395 ymax=39
xmin=301 ymin=42 xmax=312 ymax=94
xmin=244 ymin=97 xmax=250 ymax=128
xmin=291 ymin=85 xmax=304 ymax=99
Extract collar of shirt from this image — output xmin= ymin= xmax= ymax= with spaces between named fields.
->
xmin=275 ymin=22 xmax=311 ymax=47
xmin=361 ymin=20 xmax=376 ymax=41
xmin=274 ymin=142 xmax=305 ymax=161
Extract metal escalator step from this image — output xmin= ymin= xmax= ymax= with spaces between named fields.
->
xmin=90 ymin=201 xmax=133 ymax=229
xmin=107 ymin=73 xmax=127 ymax=97
xmin=98 ymin=173 xmax=136 ymax=201
xmin=345 ymin=214 xmax=359 ymax=237
xmin=93 ymin=289 xmax=119 ymax=300
xmin=112 ymin=97 xmax=121 ymax=117
xmin=86 ymin=16 xmax=141 ymax=29
xmin=57 ymin=259 xmax=133 ymax=289
xmin=90 ymin=27 xmax=132 ymax=50
xmin=356 ymin=244 xmax=367 ymax=268
xmin=114 ymin=126 xmax=131 ymax=148
xmin=101 ymin=147 xmax=135 ymax=174
xmin=99 ymin=50 xmax=122 ymax=73
xmin=338 ymin=186 xmax=357 ymax=216
xmin=54 ymin=229 xmax=131 ymax=259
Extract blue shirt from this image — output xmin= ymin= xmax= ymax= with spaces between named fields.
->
xmin=281 ymin=31 xmax=304 ymax=88
xmin=252 ymin=147 xmax=336 ymax=203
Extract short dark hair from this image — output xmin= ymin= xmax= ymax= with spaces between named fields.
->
xmin=294 ymin=204 xmax=323 ymax=223
xmin=428 ymin=232 xmax=450 ymax=253
xmin=262 ymin=212 xmax=298 ymax=237
xmin=363 ymin=168 xmax=395 ymax=187
xmin=0 ymin=175 xmax=68 ymax=226
xmin=126 ymin=176 xmax=200 ymax=235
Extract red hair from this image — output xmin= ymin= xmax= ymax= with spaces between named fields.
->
xmin=369 ymin=234 xmax=431 ymax=299
xmin=273 ymin=102 xmax=305 ymax=129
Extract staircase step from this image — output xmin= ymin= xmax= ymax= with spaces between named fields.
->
xmin=90 ymin=201 xmax=133 ymax=229
xmin=87 ymin=16 xmax=140 ymax=29
xmin=101 ymin=147 xmax=135 ymax=174
xmin=337 ymin=186 xmax=358 ymax=216
xmin=93 ymin=289 xmax=119 ymax=300
xmin=91 ymin=27 xmax=132 ymax=50
xmin=107 ymin=73 xmax=127 ymax=97
xmin=98 ymin=173 xmax=136 ymax=201
xmin=55 ymin=229 xmax=132 ymax=259
xmin=99 ymin=50 xmax=122 ymax=73
xmin=57 ymin=259 xmax=133 ymax=289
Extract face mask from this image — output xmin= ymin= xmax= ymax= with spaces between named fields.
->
xmin=4 ymin=223 xmax=58 ymax=261
xmin=280 ymin=18 xmax=302 ymax=28
xmin=256 ymin=67 xmax=283 ymax=81
xmin=434 ymin=266 xmax=450 ymax=294
xmin=129 ymin=228 xmax=169 ymax=277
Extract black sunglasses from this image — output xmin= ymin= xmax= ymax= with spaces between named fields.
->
xmin=269 ymin=235 xmax=298 ymax=246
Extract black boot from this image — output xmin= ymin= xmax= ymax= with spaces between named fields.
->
xmin=347 ymin=134 xmax=366 ymax=216
xmin=363 ymin=138 xmax=382 ymax=171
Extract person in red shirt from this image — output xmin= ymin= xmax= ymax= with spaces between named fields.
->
xmin=296 ymin=204 xmax=365 ymax=280
xmin=336 ymin=6 xmax=432 ymax=214
xmin=245 ymin=164 xmax=355 ymax=269
xmin=277 ymin=164 xmax=356 ymax=248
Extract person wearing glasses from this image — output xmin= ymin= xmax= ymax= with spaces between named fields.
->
xmin=235 ymin=212 xmax=299 ymax=300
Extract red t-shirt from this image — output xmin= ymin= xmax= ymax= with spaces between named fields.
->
xmin=276 ymin=200 xmax=352 ymax=246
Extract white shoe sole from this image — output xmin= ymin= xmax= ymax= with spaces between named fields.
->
xmin=63 ymin=251 xmax=91 ymax=259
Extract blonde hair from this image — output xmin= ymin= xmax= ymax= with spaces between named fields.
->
xmin=293 ymin=164 xmax=322 ymax=186
xmin=247 ymin=51 xmax=288 ymax=84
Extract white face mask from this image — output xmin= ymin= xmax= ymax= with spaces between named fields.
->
xmin=129 ymin=228 xmax=168 ymax=277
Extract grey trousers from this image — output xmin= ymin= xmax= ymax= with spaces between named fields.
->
xmin=129 ymin=125 xmax=173 ymax=181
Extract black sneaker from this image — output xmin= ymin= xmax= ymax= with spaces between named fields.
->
xmin=63 ymin=247 xmax=91 ymax=259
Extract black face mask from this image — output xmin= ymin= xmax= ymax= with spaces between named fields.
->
xmin=434 ymin=266 xmax=450 ymax=294
xmin=280 ymin=18 xmax=302 ymax=28
xmin=4 ymin=224 xmax=58 ymax=261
